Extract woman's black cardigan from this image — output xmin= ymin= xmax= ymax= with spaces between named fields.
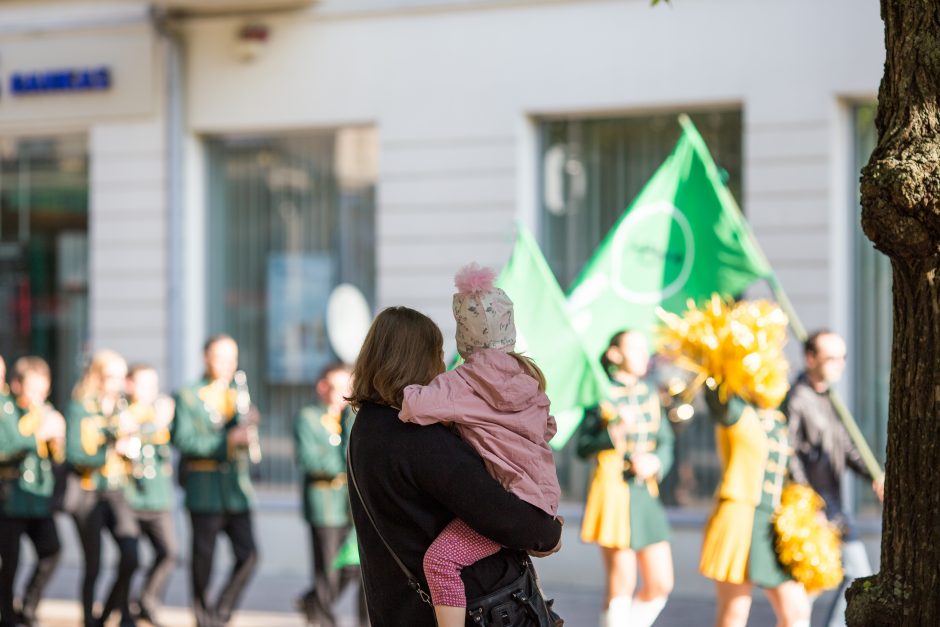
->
xmin=348 ymin=402 xmax=563 ymax=627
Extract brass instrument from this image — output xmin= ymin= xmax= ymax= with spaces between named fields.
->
xmin=234 ymin=370 xmax=261 ymax=464
xmin=648 ymin=357 xmax=699 ymax=431
xmin=663 ymin=377 xmax=696 ymax=425
xmin=40 ymin=403 xmax=66 ymax=463
xmin=126 ymin=397 xmax=172 ymax=485
xmin=118 ymin=397 xmax=143 ymax=462
xmin=103 ymin=395 xmax=138 ymax=486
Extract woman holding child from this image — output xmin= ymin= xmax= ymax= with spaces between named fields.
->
xmin=346 ymin=265 xmax=563 ymax=627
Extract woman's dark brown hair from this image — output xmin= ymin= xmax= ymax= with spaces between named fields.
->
xmin=347 ymin=306 xmax=444 ymax=410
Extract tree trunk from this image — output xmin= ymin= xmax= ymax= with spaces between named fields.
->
xmin=845 ymin=1 xmax=940 ymax=625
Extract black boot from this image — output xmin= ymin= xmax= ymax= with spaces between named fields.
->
xmin=139 ymin=603 xmax=165 ymax=627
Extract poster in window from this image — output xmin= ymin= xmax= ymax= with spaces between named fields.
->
xmin=267 ymin=253 xmax=333 ymax=383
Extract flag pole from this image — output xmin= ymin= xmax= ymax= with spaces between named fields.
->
xmin=677 ymin=114 xmax=884 ymax=481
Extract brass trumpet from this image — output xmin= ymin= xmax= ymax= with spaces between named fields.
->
xmin=234 ymin=370 xmax=262 ymax=465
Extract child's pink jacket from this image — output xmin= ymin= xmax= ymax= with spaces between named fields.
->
xmin=400 ymin=348 xmax=560 ymax=516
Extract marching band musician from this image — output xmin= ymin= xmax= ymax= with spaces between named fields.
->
xmin=172 ymin=335 xmax=259 ymax=627
xmin=293 ymin=363 xmax=368 ymax=627
xmin=124 ymin=364 xmax=178 ymax=627
xmin=0 ymin=357 xmax=65 ymax=627
xmin=65 ymin=350 xmax=141 ymax=627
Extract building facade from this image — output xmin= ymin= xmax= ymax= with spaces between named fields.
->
xmin=0 ymin=0 xmax=888 ymax=508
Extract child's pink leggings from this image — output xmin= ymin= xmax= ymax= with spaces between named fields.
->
xmin=423 ymin=518 xmax=501 ymax=607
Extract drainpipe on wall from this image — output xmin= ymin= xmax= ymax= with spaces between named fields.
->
xmin=154 ymin=6 xmax=186 ymax=390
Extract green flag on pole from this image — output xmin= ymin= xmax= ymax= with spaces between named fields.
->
xmin=497 ymin=226 xmax=609 ymax=449
xmin=567 ymin=115 xmax=772 ymax=362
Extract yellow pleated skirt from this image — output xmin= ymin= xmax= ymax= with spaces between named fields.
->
xmin=581 ymin=450 xmax=669 ymax=550
xmin=700 ymin=500 xmax=790 ymax=588
xmin=700 ymin=500 xmax=754 ymax=583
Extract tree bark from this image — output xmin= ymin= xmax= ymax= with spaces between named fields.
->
xmin=846 ymin=1 xmax=940 ymax=625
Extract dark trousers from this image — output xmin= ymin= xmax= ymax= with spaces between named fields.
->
xmin=133 ymin=510 xmax=178 ymax=620
xmin=301 ymin=525 xmax=368 ymax=627
xmin=189 ymin=511 xmax=258 ymax=627
xmin=0 ymin=516 xmax=61 ymax=627
xmin=71 ymin=489 xmax=140 ymax=627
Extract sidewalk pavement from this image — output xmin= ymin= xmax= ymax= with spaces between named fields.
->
xmin=27 ymin=495 xmax=880 ymax=627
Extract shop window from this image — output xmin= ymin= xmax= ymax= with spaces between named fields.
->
xmin=0 ymin=136 xmax=88 ymax=408
xmin=206 ymin=128 xmax=377 ymax=485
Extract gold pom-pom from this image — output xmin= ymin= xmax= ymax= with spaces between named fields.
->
xmin=772 ymin=484 xmax=843 ymax=593
xmin=656 ymin=295 xmax=790 ymax=409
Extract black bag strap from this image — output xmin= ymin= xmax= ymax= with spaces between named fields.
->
xmin=346 ymin=443 xmax=432 ymax=606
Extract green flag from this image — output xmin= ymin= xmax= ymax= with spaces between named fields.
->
xmin=332 ymin=529 xmax=360 ymax=570
xmin=567 ymin=115 xmax=772 ymax=361
xmin=497 ymin=226 xmax=609 ymax=449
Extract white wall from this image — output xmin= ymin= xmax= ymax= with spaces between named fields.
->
xmin=184 ymin=0 xmax=884 ymax=351
xmin=89 ymin=115 xmax=169 ymax=376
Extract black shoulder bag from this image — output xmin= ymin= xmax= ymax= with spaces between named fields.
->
xmin=346 ymin=444 xmax=562 ymax=627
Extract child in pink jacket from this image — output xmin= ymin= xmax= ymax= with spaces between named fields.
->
xmin=400 ymin=263 xmax=561 ymax=627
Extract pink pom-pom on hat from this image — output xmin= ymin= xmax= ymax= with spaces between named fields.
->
xmin=452 ymin=262 xmax=516 ymax=359
xmin=454 ymin=262 xmax=497 ymax=294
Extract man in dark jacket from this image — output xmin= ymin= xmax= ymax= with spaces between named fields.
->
xmin=784 ymin=330 xmax=883 ymax=627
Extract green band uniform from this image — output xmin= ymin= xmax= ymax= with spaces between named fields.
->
xmin=171 ymin=378 xmax=253 ymax=514
xmin=0 ymin=398 xmax=60 ymax=517
xmin=124 ymin=402 xmax=174 ymax=512
xmin=578 ymin=377 xmax=675 ymax=550
xmin=294 ymin=403 xmax=352 ymax=527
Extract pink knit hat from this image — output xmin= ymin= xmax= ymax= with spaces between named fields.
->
xmin=452 ymin=263 xmax=516 ymax=359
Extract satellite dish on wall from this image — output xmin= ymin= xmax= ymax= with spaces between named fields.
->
xmin=326 ymin=284 xmax=372 ymax=365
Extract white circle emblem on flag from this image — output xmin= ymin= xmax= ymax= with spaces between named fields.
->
xmin=610 ymin=201 xmax=695 ymax=304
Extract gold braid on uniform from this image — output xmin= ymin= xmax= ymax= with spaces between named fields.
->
xmin=656 ymin=295 xmax=790 ymax=409
xmin=18 ymin=405 xmax=50 ymax=459
xmin=772 ymin=483 xmax=843 ymax=593
xmin=17 ymin=405 xmax=41 ymax=437
xmin=321 ymin=410 xmax=343 ymax=446
xmin=81 ymin=416 xmax=104 ymax=456
xmin=199 ymin=384 xmax=238 ymax=459
xmin=198 ymin=384 xmax=237 ymax=420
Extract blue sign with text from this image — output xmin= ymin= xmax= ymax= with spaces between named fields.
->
xmin=10 ymin=67 xmax=111 ymax=95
